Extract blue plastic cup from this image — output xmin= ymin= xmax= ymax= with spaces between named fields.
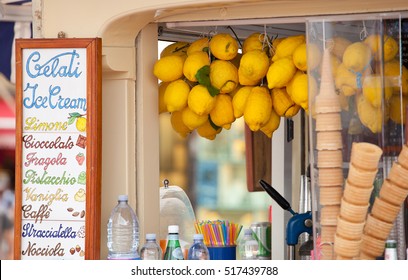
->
xmin=207 ymin=246 xmax=236 ymax=260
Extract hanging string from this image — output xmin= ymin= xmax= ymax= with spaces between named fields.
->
xmin=262 ymin=24 xmax=273 ymax=52
xmin=360 ymin=21 xmax=368 ymax=40
xmin=227 ymin=26 xmax=242 ymax=49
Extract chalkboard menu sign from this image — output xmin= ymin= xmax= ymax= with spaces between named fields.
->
xmin=14 ymin=38 xmax=102 ymax=260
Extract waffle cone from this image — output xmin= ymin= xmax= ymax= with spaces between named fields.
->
xmin=315 ymin=112 xmax=342 ymax=131
xmin=321 ymin=205 xmax=341 ymax=225
xmin=320 ymin=186 xmax=343 ymax=205
xmin=360 ymin=234 xmax=386 ymax=258
xmin=363 ymin=213 xmax=393 ymax=240
xmin=388 ymin=162 xmax=408 ymax=190
xmin=334 ymin=233 xmax=361 ymax=258
xmin=314 ymin=94 xmax=341 ymax=113
xmin=317 ymin=150 xmax=343 ymax=168
xmin=343 ymin=180 xmax=373 ymax=205
xmin=339 ymin=197 xmax=369 ymax=223
xmin=336 ymin=215 xmax=365 ymax=240
xmin=320 ymin=243 xmax=335 ymax=260
xmin=379 ymin=179 xmax=408 ymax=206
xmin=316 ymin=131 xmax=343 ymax=151
xmin=319 ymin=49 xmax=337 ymax=95
xmin=397 ymin=144 xmax=408 ymax=169
xmin=350 ymin=142 xmax=383 ymax=171
xmin=319 ymin=168 xmax=344 ymax=187
xmin=359 ymin=250 xmax=376 ymax=260
xmin=347 ymin=163 xmax=378 ymax=188
xmin=321 ymin=225 xmax=337 ymax=243
xmin=370 ymin=197 xmax=401 ymax=223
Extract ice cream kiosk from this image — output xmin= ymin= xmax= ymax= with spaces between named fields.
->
xmin=11 ymin=0 xmax=408 ymax=260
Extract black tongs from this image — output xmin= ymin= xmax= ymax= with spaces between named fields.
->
xmin=259 ymin=179 xmax=296 ymax=216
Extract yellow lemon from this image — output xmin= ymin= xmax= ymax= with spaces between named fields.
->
xmin=153 ymin=55 xmax=185 ymax=82
xmin=287 ymin=72 xmax=317 ymax=110
xmin=364 ymin=34 xmax=399 ymax=62
xmin=271 ymin=87 xmax=300 ymax=117
xmin=197 ymin=119 xmax=222 ymax=140
xmin=170 ymin=110 xmax=191 ymax=138
xmin=328 ymin=36 xmax=352 ymax=59
xmin=357 ymin=94 xmax=388 ymax=133
xmin=188 ymin=84 xmax=216 ymax=116
xmin=183 ymin=51 xmax=211 ymax=82
xmin=335 ymin=63 xmax=371 ymax=96
xmin=266 ymin=57 xmax=297 ymax=89
xmin=384 ymin=59 xmax=408 ymax=95
xmin=292 ymin=43 xmax=308 ymax=71
xmin=286 ymin=70 xmax=302 ymax=96
xmin=187 ymin=37 xmax=210 ymax=55
xmin=362 ymin=75 xmax=393 ymax=108
xmin=209 ymin=60 xmax=239 ymax=94
xmin=343 ymin=42 xmax=372 ymax=73
xmin=270 ymin=37 xmax=284 ymax=57
xmin=181 ymin=107 xmax=208 ymax=130
xmin=209 ymin=94 xmax=235 ymax=129
xmin=260 ymin=108 xmax=281 ymax=138
xmin=158 ymin=82 xmax=169 ymax=114
xmin=292 ymin=43 xmax=322 ymax=71
xmin=285 ymin=103 xmax=301 ymax=118
xmin=209 ymin=33 xmax=239 ymax=61
xmin=76 ymin=117 xmax=86 ymax=132
xmin=160 ymin=41 xmax=190 ymax=58
xmin=164 ymin=79 xmax=190 ymax=112
xmin=383 ymin=36 xmax=399 ymax=62
xmin=244 ymin=86 xmax=272 ymax=131
xmin=389 ymin=95 xmax=407 ymax=124
xmin=232 ymin=86 xmax=253 ymax=118
xmin=330 ymin=54 xmax=341 ymax=76
xmin=271 ymin=35 xmax=305 ymax=62
xmin=238 ymin=50 xmax=269 ymax=85
xmin=243 ymin=32 xmax=269 ymax=54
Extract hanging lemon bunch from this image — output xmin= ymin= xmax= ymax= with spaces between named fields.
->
xmin=153 ymin=31 xmax=321 ymax=140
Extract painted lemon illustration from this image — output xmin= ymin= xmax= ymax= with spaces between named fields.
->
xmin=76 ymin=117 xmax=87 ymax=132
xmin=68 ymin=112 xmax=87 ymax=132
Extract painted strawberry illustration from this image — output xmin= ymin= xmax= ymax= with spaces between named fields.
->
xmin=76 ymin=153 xmax=85 ymax=165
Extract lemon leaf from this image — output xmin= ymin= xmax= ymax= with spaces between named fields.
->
xmin=196 ymin=65 xmax=219 ymax=97
xmin=69 ymin=112 xmax=82 ymax=118
xmin=68 ymin=116 xmax=76 ymax=125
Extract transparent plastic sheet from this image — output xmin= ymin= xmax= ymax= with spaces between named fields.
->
xmin=159 ymin=180 xmax=196 ymax=256
xmin=307 ymin=13 xmax=407 ymax=260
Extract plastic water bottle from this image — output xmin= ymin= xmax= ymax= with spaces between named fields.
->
xmin=140 ymin=233 xmax=162 ymax=260
xmin=188 ymin=234 xmax=210 ymax=260
xmin=164 ymin=225 xmax=184 ymax=260
xmin=107 ymin=195 xmax=140 ymax=260
xmin=238 ymin=228 xmax=259 ymax=260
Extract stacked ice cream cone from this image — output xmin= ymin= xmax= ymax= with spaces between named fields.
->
xmin=334 ymin=142 xmax=382 ymax=259
xmin=360 ymin=144 xmax=408 ymax=259
xmin=315 ymin=49 xmax=344 ymax=260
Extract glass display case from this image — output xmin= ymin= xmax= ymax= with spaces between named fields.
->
xmin=307 ymin=13 xmax=408 ymax=260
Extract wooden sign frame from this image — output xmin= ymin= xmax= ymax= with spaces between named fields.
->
xmin=14 ymin=38 xmax=102 ymax=259
xmin=245 ymin=125 xmax=272 ymax=192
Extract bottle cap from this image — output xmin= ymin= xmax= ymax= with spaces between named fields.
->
xmin=118 ymin=194 xmax=128 ymax=201
xmin=193 ymin=234 xmax=204 ymax=240
xmin=385 ymin=240 xmax=397 ymax=248
xmin=146 ymin=233 xmax=156 ymax=240
xmin=168 ymin=225 xmax=179 ymax=233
